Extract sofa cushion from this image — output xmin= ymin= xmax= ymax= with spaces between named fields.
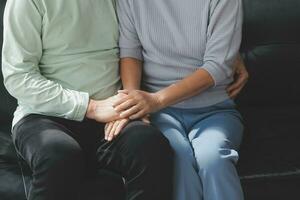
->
xmin=241 ymin=0 xmax=300 ymax=49
xmin=0 ymin=163 xmax=28 ymax=200
xmin=237 ymin=49 xmax=300 ymax=107
xmin=239 ymin=0 xmax=300 ymax=106
xmin=0 ymin=126 xmax=30 ymax=200
xmin=237 ymin=105 xmax=300 ymax=199
xmin=0 ymin=126 xmax=18 ymax=163
xmin=237 ymin=106 xmax=300 ymax=179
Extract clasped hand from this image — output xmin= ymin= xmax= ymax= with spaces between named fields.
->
xmin=102 ymin=58 xmax=249 ymax=141
xmin=114 ymin=89 xmax=162 ymax=120
xmin=104 ymin=90 xmax=159 ymax=141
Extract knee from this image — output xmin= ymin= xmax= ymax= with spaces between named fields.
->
xmin=148 ymin=129 xmax=174 ymax=161
xmin=168 ymin=139 xmax=194 ymax=159
xmin=32 ymin=136 xmax=84 ymax=172
xmin=195 ymin=146 xmax=239 ymax=173
xmin=163 ymin=142 xmax=195 ymax=171
xmin=142 ymin=126 xmax=172 ymax=152
xmin=122 ymin=122 xmax=173 ymax=161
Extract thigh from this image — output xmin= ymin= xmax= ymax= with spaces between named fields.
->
xmin=12 ymin=114 xmax=84 ymax=169
xmin=189 ymin=110 xmax=244 ymax=154
xmin=54 ymin=117 xmax=105 ymax=174
xmin=151 ymin=110 xmax=195 ymax=162
xmin=95 ymin=120 xmax=172 ymax=175
xmin=151 ymin=110 xmax=186 ymax=139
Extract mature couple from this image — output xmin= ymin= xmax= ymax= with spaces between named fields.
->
xmin=2 ymin=0 xmax=247 ymax=200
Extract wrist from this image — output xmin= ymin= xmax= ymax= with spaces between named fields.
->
xmin=122 ymin=87 xmax=140 ymax=91
xmin=86 ymin=99 xmax=97 ymax=119
xmin=153 ymin=92 xmax=166 ymax=110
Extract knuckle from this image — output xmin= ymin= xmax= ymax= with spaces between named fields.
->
xmin=129 ymin=99 xmax=135 ymax=104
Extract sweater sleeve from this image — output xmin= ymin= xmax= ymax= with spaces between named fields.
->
xmin=201 ymin=0 xmax=243 ymax=87
xmin=2 ymin=0 xmax=89 ymax=121
xmin=117 ymin=0 xmax=143 ymax=60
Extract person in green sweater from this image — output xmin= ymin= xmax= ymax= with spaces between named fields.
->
xmin=2 ymin=1 xmax=174 ymax=200
xmin=2 ymin=0 xmax=248 ymax=200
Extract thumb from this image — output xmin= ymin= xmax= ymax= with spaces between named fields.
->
xmin=142 ymin=115 xmax=151 ymax=124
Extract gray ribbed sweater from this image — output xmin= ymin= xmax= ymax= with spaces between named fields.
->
xmin=117 ymin=0 xmax=243 ymax=108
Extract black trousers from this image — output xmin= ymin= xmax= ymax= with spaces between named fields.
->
xmin=12 ymin=114 xmax=173 ymax=200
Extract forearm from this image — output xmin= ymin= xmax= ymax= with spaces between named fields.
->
xmin=3 ymin=69 xmax=89 ymax=121
xmin=113 ymin=67 xmax=215 ymax=119
xmin=2 ymin=0 xmax=89 ymax=121
xmin=155 ymin=68 xmax=214 ymax=108
xmin=120 ymin=57 xmax=143 ymax=90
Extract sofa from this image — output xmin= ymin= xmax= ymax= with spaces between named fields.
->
xmin=1 ymin=0 xmax=300 ymax=199
xmin=235 ymin=0 xmax=300 ymax=199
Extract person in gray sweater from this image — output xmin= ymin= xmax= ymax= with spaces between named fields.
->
xmin=108 ymin=0 xmax=246 ymax=199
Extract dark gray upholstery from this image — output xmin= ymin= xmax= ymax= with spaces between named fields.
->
xmin=1 ymin=0 xmax=300 ymax=199
xmin=236 ymin=0 xmax=300 ymax=199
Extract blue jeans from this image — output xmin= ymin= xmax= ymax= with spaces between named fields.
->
xmin=151 ymin=99 xmax=244 ymax=200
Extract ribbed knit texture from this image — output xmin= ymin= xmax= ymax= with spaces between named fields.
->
xmin=118 ymin=0 xmax=243 ymax=108
xmin=2 ymin=0 xmax=121 ymax=127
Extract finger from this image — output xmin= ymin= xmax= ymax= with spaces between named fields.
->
xmin=114 ymin=99 xmax=137 ymax=112
xmin=229 ymin=81 xmax=246 ymax=94
xmin=141 ymin=115 xmax=151 ymax=124
xmin=113 ymin=95 xmax=130 ymax=107
xmin=118 ymin=90 xmax=129 ymax=94
xmin=104 ymin=123 xmax=109 ymax=131
xmin=105 ymin=122 xmax=114 ymax=140
xmin=142 ymin=118 xmax=150 ymax=124
xmin=229 ymin=91 xmax=238 ymax=99
xmin=105 ymin=123 xmax=111 ymax=134
xmin=227 ymin=73 xmax=248 ymax=92
xmin=104 ymin=122 xmax=114 ymax=140
xmin=114 ymin=119 xmax=129 ymax=137
xmin=227 ymin=76 xmax=244 ymax=92
xmin=129 ymin=110 xmax=147 ymax=120
xmin=227 ymin=83 xmax=237 ymax=92
xmin=229 ymin=87 xmax=243 ymax=99
xmin=120 ymin=105 xmax=141 ymax=118
xmin=116 ymin=92 xmax=128 ymax=99
xmin=108 ymin=121 xmax=120 ymax=141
